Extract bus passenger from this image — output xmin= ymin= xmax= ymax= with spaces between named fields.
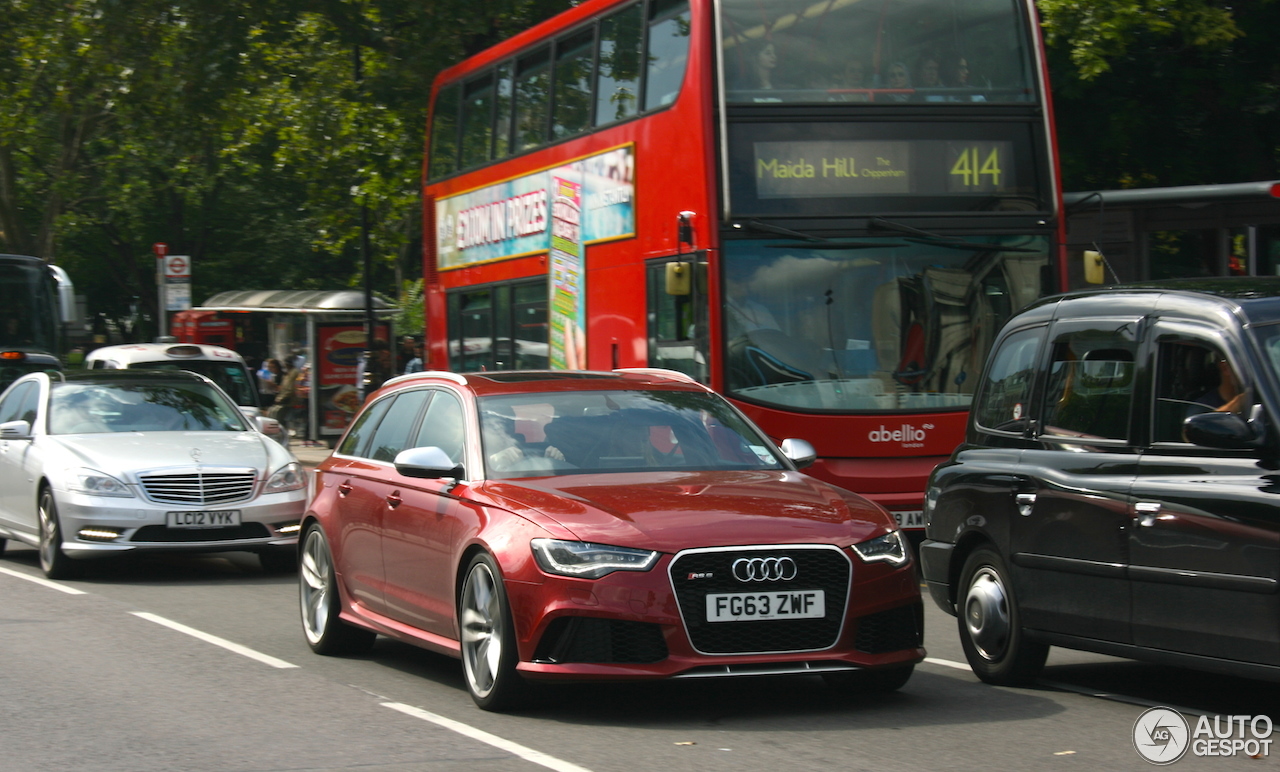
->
xmin=884 ymin=62 xmax=911 ymax=101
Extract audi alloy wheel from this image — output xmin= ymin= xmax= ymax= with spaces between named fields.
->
xmin=299 ymin=523 xmax=375 ymax=655
xmin=459 ymin=553 xmax=527 ymax=711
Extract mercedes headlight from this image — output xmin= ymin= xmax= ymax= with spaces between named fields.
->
xmin=66 ymin=468 xmax=134 ymax=498
xmin=852 ymin=530 xmax=909 ymax=566
xmin=265 ymin=462 xmax=306 ymax=493
xmin=531 ymin=539 xmax=659 ymax=579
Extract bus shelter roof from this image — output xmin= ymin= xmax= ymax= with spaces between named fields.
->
xmin=1065 ymin=181 xmax=1280 ymax=210
xmin=197 ymin=289 xmax=395 ymax=315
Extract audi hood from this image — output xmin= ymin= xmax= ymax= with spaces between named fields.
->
xmin=482 ymin=470 xmax=896 ymax=553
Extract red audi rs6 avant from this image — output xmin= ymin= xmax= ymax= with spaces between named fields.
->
xmin=300 ymin=368 xmax=923 ymax=709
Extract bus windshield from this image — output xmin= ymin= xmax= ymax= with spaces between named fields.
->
xmin=722 ymin=235 xmax=1048 ymax=412
xmin=0 ymin=258 xmax=60 ymax=354
xmin=720 ymin=0 xmax=1036 ymax=104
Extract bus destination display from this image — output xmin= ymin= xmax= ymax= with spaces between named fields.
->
xmin=754 ymin=140 xmax=1014 ymax=199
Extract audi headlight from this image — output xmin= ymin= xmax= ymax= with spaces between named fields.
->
xmin=65 ymin=468 xmax=134 ymax=498
xmin=265 ymin=462 xmax=306 ymax=494
xmin=530 ymin=539 xmax=659 ymax=579
xmin=852 ymin=530 xmax=909 ymax=566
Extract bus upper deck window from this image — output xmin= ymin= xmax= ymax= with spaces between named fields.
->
xmin=494 ymin=62 xmax=514 ymax=159
xmin=644 ymin=0 xmax=691 ymax=111
xmin=595 ymin=3 xmax=643 ymax=126
xmin=461 ymin=73 xmax=495 ymax=168
xmin=553 ymin=28 xmax=595 ymax=140
xmin=515 ymin=47 xmax=552 ymax=151
xmin=428 ymin=83 xmax=460 ymax=178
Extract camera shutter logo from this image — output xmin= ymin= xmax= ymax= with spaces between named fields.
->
xmin=1133 ymin=707 xmax=1190 ymax=765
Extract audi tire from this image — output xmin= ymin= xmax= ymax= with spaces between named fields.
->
xmin=459 ymin=553 xmax=528 ymax=711
xmin=300 ymin=524 xmax=376 ymax=655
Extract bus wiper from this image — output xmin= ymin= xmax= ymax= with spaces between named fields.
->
xmin=868 ymin=216 xmax=1041 ymax=253
xmin=745 ymin=220 xmax=901 ymax=249
xmin=745 ymin=219 xmax=829 ymax=243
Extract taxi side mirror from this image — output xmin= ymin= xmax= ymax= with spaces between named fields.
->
xmin=1183 ymin=410 xmax=1264 ymax=449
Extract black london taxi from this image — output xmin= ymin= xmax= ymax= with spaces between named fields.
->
xmin=920 ymin=278 xmax=1280 ymax=685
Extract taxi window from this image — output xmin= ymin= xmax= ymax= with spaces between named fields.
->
xmin=973 ymin=326 xmax=1042 ymax=433
xmin=1042 ymin=329 xmax=1137 ymax=441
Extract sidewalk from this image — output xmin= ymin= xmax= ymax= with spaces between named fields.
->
xmin=290 ymin=442 xmax=332 ymax=469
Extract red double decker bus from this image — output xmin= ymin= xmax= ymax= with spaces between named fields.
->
xmin=422 ymin=0 xmax=1065 ymax=529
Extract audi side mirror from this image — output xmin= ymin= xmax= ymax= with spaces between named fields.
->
xmin=394 ymin=446 xmax=465 ymax=480
xmin=779 ymin=438 xmax=817 ymax=469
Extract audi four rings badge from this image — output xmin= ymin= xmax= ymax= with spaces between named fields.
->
xmin=732 ymin=556 xmax=798 ymax=582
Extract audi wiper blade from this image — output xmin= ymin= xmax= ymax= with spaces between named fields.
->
xmin=869 ymin=216 xmax=1041 ymax=253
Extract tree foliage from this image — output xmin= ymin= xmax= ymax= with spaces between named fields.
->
xmin=1039 ymin=0 xmax=1280 ymax=190
xmin=0 ymin=0 xmax=569 ymax=337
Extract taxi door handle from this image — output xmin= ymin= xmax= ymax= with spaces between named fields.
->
xmin=1135 ymin=501 xmax=1161 ymax=527
xmin=385 ymin=492 xmax=402 ymax=509
xmin=1015 ymin=493 xmax=1036 ymax=517
xmin=337 ymin=482 xmax=353 ymax=496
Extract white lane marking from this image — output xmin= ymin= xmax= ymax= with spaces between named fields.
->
xmin=924 ymin=656 xmax=972 ymax=671
xmin=0 ymin=564 xmax=87 ymax=595
xmin=382 ymin=701 xmax=593 ymax=772
xmin=130 ymin=611 xmax=298 ymax=669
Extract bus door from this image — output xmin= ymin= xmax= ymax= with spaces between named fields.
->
xmin=647 ymin=254 xmax=708 ymax=383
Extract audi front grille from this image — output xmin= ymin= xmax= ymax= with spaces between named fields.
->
xmin=669 ymin=545 xmax=852 ymax=655
xmin=138 ymin=469 xmax=257 ymax=506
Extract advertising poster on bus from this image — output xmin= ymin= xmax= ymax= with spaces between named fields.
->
xmin=435 ymin=144 xmax=634 ymax=271
xmin=548 ymin=175 xmax=584 ymax=369
xmin=315 ymin=322 xmax=389 ymax=434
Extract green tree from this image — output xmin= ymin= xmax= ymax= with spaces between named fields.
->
xmin=1040 ymin=0 xmax=1280 ymax=190
xmin=0 ymin=0 xmax=570 ymax=340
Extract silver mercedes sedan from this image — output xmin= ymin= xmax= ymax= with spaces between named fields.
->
xmin=0 ymin=369 xmax=307 ymax=578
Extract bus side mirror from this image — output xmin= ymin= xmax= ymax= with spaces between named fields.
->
xmin=1084 ymin=249 xmax=1105 ymax=284
xmin=665 ymin=262 xmax=691 ymax=296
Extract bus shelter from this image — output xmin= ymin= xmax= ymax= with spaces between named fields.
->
xmin=191 ymin=289 xmax=395 ymax=445
xmin=1065 ymin=181 xmax=1280 ymax=289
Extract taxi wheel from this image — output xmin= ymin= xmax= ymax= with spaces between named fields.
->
xmin=957 ymin=546 xmax=1047 ymax=686
xmin=299 ymin=524 xmax=375 ymax=655
xmin=38 ymin=490 xmax=80 ymax=580
xmin=823 ymin=664 xmax=914 ymax=693
xmin=459 ymin=553 xmax=528 ymax=711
